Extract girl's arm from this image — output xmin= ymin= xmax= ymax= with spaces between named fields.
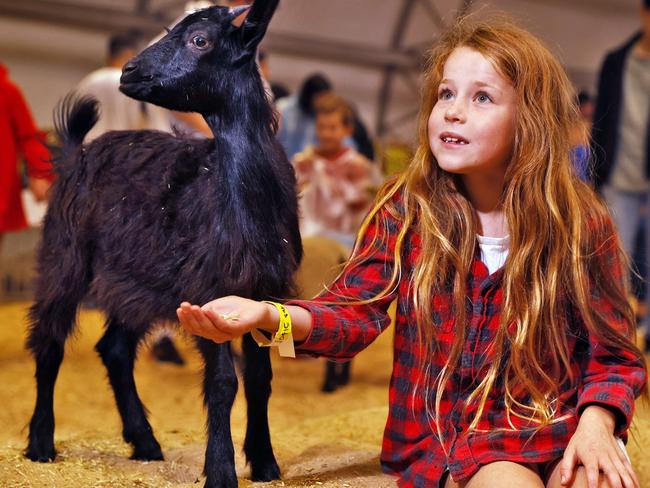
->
xmin=574 ymin=224 xmax=647 ymax=435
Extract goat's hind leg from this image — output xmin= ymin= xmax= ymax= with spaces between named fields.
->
xmin=26 ymin=278 xmax=87 ymax=462
xmin=25 ymin=300 xmax=77 ymax=462
xmin=242 ymin=333 xmax=280 ymax=481
xmin=197 ymin=338 xmax=239 ymax=488
xmin=95 ymin=319 xmax=163 ymax=460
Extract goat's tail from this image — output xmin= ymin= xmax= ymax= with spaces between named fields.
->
xmin=54 ymin=93 xmax=99 ymax=156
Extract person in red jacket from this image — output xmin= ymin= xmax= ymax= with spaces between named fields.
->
xmin=0 ymin=63 xmax=52 ymax=246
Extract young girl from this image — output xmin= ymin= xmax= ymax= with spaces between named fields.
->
xmin=177 ymin=19 xmax=647 ymax=488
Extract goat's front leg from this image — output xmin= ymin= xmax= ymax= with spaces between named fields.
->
xmin=95 ymin=319 xmax=163 ymax=460
xmin=242 ymin=333 xmax=280 ymax=481
xmin=196 ymin=337 xmax=238 ymax=488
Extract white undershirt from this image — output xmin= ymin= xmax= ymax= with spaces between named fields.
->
xmin=477 ymin=235 xmax=510 ymax=274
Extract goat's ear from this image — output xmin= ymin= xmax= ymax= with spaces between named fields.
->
xmin=228 ymin=5 xmax=250 ymax=27
xmin=237 ymin=0 xmax=279 ymax=49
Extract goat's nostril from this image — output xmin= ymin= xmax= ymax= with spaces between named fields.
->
xmin=122 ymin=62 xmax=137 ymax=74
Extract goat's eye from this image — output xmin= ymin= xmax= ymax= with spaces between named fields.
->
xmin=192 ymin=35 xmax=209 ymax=49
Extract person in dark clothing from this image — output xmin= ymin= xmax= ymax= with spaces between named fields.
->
xmin=591 ymin=0 xmax=650 ymax=350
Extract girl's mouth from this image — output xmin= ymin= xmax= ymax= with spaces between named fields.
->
xmin=440 ymin=133 xmax=469 ymax=145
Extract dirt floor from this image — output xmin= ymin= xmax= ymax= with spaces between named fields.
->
xmin=0 ymin=302 xmax=397 ymax=488
xmin=0 ymin=301 xmax=649 ymax=488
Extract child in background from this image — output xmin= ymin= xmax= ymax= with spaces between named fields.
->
xmin=178 ymin=19 xmax=647 ymax=488
xmin=293 ymin=94 xmax=380 ymax=249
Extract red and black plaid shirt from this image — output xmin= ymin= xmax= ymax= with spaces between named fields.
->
xmin=292 ymin=194 xmax=647 ymax=487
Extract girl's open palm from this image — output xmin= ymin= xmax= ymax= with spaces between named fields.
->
xmin=177 ymin=296 xmax=269 ymax=343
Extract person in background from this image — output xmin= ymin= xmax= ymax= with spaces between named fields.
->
xmin=592 ymin=0 xmax=650 ymax=351
xmin=0 ymin=64 xmax=52 ymax=248
xmin=293 ymin=94 xmax=381 ymax=250
xmin=77 ymin=33 xmax=186 ymax=365
xmin=277 ymin=73 xmax=333 ymax=160
xmin=76 ymin=32 xmax=172 ymax=142
xmin=276 ymin=72 xmax=374 ymax=161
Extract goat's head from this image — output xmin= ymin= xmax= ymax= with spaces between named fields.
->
xmin=119 ymin=0 xmax=278 ymax=114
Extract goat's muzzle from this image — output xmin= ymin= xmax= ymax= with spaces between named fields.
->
xmin=122 ymin=61 xmax=137 ymax=75
xmin=120 ymin=62 xmax=154 ymax=85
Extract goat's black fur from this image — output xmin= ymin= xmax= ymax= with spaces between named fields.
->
xmin=25 ymin=2 xmax=300 ymax=487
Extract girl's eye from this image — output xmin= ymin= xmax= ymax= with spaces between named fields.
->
xmin=192 ymin=35 xmax=209 ymax=49
xmin=475 ymin=93 xmax=492 ymax=103
xmin=439 ymin=89 xmax=453 ymax=101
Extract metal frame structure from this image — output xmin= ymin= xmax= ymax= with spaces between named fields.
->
xmin=0 ymin=0 xmax=636 ymax=138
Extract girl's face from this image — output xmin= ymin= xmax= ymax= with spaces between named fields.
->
xmin=428 ymin=47 xmax=517 ymax=178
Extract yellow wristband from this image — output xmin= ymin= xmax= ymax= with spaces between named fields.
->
xmin=250 ymin=301 xmax=295 ymax=358
xmin=264 ymin=301 xmax=291 ymax=343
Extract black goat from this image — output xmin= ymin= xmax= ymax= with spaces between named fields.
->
xmin=24 ymin=2 xmax=301 ymax=487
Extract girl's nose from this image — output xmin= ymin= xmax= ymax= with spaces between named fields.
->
xmin=444 ymin=101 xmax=466 ymax=123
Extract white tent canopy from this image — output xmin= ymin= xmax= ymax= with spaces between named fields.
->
xmin=0 ymin=0 xmax=641 ymax=142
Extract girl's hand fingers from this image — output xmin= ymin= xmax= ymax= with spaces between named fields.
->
xmin=615 ymin=451 xmax=639 ymax=488
xmin=615 ymin=446 xmax=639 ymax=488
xmin=560 ymin=445 xmax=577 ymax=485
xmin=627 ymin=462 xmax=641 ymax=488
xmin=179 ymin=303 xmax=230 ymax=343
xmin=178 ymin=302 xmax=201 ymax=333
xmin=609 ymin=453 xmax=634 ymax=488
xmin=188 ymin=305 xmax=232 ymax=342
xmin=177 ymin=307 xmax=192 ymax=333
xmin=583 ymin=457 xmax=600 ymax=488
xmin=600 ymin=453 xmax=623 ymax=488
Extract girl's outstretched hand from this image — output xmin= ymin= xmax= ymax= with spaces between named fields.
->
xmin=560 ymin=405 xmax=639 ymax=488
xmin=177 ymin=296 xmax=271 ymax=343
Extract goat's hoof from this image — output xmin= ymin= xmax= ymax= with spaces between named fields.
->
xmin=130 ymin=449 xmax=164 ymax=461
xmin=250 ymin=461 xmax=281 ymax=482
xmin=25 ymin=442 xmax=56 ymax=463
xmin=130 ymin=440 xmax=164 ymax=461
xmin=203 ymin=472 xmax=238 ymax=488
